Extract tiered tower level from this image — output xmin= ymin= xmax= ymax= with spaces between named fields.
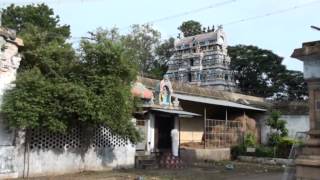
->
xmin=167 ymin=26 xmax=236 ymax=91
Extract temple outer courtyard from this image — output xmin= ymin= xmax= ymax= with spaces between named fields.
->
xmin=21 ymin=161 xmax=284 ymax=180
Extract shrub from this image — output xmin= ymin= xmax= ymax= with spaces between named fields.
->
xmin=255 ymin=146 xmax=274 ymax=158
xmin=276 ymin=137 xmax=298 ymax=158
xmin=231 ymin=145 xmax=246 ymax=160
xmin=231 ymin=133 xmax=257 ymax=159
xmin=244 ymin=133 xmax=256 ymax=147
xmin=267 ymin=111 xmax=288 ymax=147
xmin=231 ymin=137 xmax=299 ymax=159
xmin=268 ymin=133 xmax=282 ymax=147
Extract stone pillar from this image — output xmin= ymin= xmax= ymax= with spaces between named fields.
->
xmin=291 ymin=41 xmax=320 ymax=180
xmin=0 ymin=27 xmax=23 ymax=179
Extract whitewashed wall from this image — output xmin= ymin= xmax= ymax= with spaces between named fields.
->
xmin=260 ymin=115 xmax=309 ymax=144
xmin=15 ymin=144 xmax=135 ymax=178
xmin=282 ymin=115 xmax=309 ymax=137
xmin=1 ymin=127 xmax=137 ymax=178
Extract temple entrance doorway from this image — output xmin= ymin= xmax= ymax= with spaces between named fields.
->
xmin=155 ymin=114 xmax=174 ymax=151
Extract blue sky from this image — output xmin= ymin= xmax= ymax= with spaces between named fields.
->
xmin=2 ymin=0 xmax=320 ymax=71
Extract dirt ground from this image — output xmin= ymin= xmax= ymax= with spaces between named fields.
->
xmin=22 ymin=161 xmax=285 ymax=180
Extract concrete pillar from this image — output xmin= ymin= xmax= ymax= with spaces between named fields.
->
xmin=292 ymin=41 xmax=320 ymax=180
xmin=146 ymin=113 xmax=155 ymax=154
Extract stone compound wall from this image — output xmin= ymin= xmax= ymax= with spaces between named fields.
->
xmin=180 ymin=148 xmax=230 ymax=163
xmin=238 ymin=156 xmax=294 ymax=166
xmin=260 ymin=115 xmax=309 ymax=144
xmin=14 ymin=126 xmax=135 ymax=178
xmin=0 ymin=124 xmax=136 ymax=179
xmin=282 ymin=115 xmax=309 ymax=137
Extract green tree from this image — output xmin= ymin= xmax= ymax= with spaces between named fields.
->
xmin=178 ymin=20 xmax=202 ymax=37
xmin=155 ymin=37 xmax=175 ymax=64
xmin=150 ymin=37 xmax=175 ymax=79
xmin=228 ymin=45 xmax=287 ymax=97
xmin=1 ymin=4 xmax=140 ymax=143
xmin=266 ymin=111 xmax=288 ymax=146
xmin=2 ymin=3 xmax=71 ymax=72
xmin=120 ymin=24 xmax=174 ymax=79
xmin=74 ymin=32 xmax=140 ymax=142
xmin=228 ymin=45 xmax=308 ymax=100
xmin=280 ymin=70 xmax=308 ymax=100
xmin=1 ymin=3 xmax=69 ymax=36
xmin=122 ymin=24 xmax=161 ymax=75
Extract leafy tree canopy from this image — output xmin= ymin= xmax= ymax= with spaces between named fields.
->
xmin=178 ymin=20 xmax=202 ymax=37
xmin=121 ymin=24 xmax=161 ymax=74
xmin=121 ymin=24 xmax=175 ymax=79
xmin=1 ymin=4 xmax=140 ymax=143
xmin=150 ymin=37 xmax=175 ymax=79
xmin=228 ymin=45 xmax=307 ymax=100
xmin=2 ymin=3 xmax=70 ymax=36
xmin=278 ymin=70 xmax=307 ymax=101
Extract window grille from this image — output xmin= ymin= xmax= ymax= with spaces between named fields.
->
xmin=205 ymin=119 xmax=243 ymax=148
xmin=29 ymin=125 xmax=128 ymax=150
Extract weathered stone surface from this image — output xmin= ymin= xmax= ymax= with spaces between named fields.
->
xmin=19 ymin=145 xmax=135 ymax=177
xmin=296 ymin=165 xmax=320 ymax=180
xmin=292 ymin=40 xmax=320 ymax=180
xmin=0 ymin=146 xmax=18 ymax=178
xmin=238 ymin=156 xmax=294 ymax=166
xmin=0 ymin=27 xmax=23 ymax=179
xmin=180 ymin=148 xmax=230 ymax=163
xmin=0 ymin=28 xmax=23 ymax=104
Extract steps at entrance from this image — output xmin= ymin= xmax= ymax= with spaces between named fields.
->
xmin=159 ymin=152 xmax=185 ymax=169
xmin=135 ymin=154 xmax=158 ymax=169
xmin=136 ymin=152 xmax=185 ymax=169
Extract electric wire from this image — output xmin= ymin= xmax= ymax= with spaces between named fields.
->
xmin=1 ymin=0 xmax=319 ymax=43
xmin=120 ymin=0 xmax=238 ymax=30
xmin=164 ymin=0 xmax=320 ymax=39
xmin=223 ymin=0 xmax=320 ymax=26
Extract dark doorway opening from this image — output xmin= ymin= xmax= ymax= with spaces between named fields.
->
xmin=155 ymin=114 xmax=174 ymax=150
xmin=188 ymin=72 xmax=192 ymax=82
xmin=190 ymin=58 xmax=194 ymax=66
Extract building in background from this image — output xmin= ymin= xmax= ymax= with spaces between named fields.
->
xmin=167 ymin=26 xmax=236 ymax=91
xmin=134 ymin=76 xmax=267 ymax=166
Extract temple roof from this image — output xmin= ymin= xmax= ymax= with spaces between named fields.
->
xmin=175 ymin=31 xmax=218 ymax=47
xmin=138 ymin=76 xmax=269 ymax=109
xmin=173 ymin=93 xmax=266 ymax=112
xmin=151 ymin=108 xmax=201 ymax=117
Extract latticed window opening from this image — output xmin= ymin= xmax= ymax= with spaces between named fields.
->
xmin=29 ymin=128 xmax=81 ymax=150
xmin=92 ymin=126 xmax=128 ymax=148
xmin=29 ymin=125 xmax=128 ymax=150
xmin=205 ymin=119 xmax=243 ymax=148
